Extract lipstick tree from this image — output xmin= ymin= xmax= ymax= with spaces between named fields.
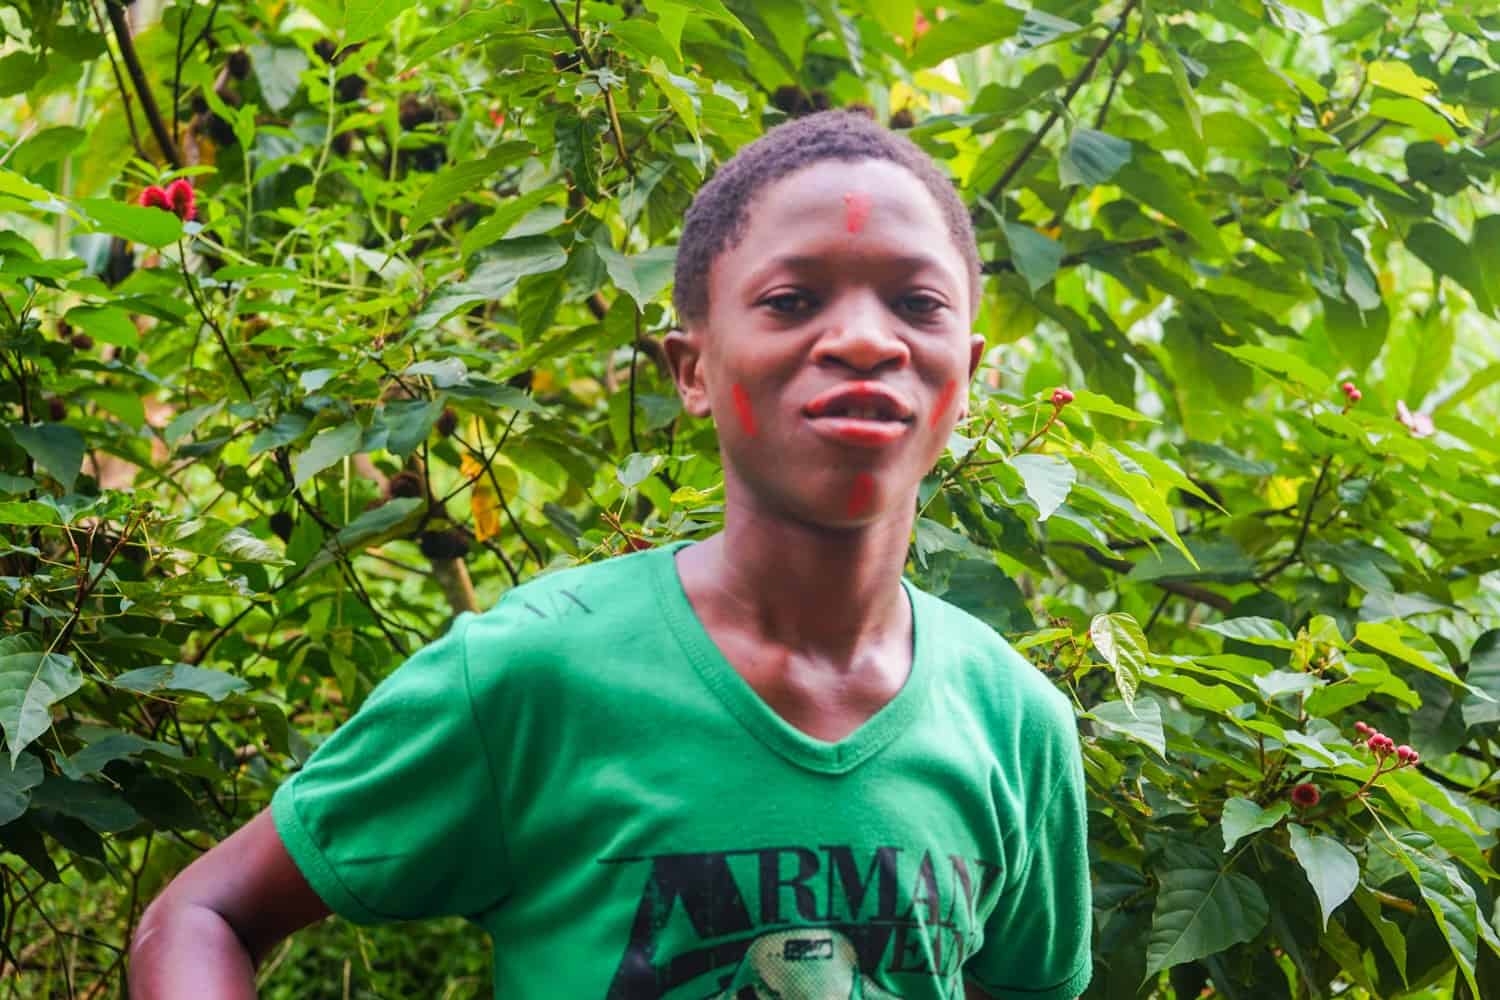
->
xmin=0 ymin=0 xmax=1498 ymax=997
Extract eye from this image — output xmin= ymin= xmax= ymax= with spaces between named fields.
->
xmin=898 ymin=292 xmax=947 ymax=317
xmin=760 ymin=290 xmax=817 ymax=316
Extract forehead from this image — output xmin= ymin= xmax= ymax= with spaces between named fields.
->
xmin=705 ymin=158 xmax=968 ymax=308
xmin=735 ymin=158 xmax=951 ymax=252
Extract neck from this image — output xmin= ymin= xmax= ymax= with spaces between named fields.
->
xmin=683 ymin=471 xmax=915 ymax=660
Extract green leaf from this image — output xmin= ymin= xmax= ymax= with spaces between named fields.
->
xmin=599 ymin=244 xmax=678 ymax=308
xmin=460 ymin=184 xmax=564 ymax=257
xmin=0 ymin=501 xmax=62 ymax=526
xmin=1146 ymin=841 xmax=1269 ymax=977
xmin=303 ymin=497 xmax=425 ymax=576
xmin=1007 ymin=453 xmax=1074 ymax=520
xmin=339 ymin=0 xmax=421 ymax=45
xmin=0 ymin=753 xmax=43 ymax=826
xmin=1367 ymin=97 xmax=1458 ymax=143
xmin=1090 ymin=612 xmax=1148 ymax=708
xmin=1353 ymin=888 xmax=1408 ymax=987
xmin=1069 ymin=390 xmax=1157 ymax=424
xmin=1090 ymin=697 xmax=1166 ymax=757
xmin=409 ymin=142 xmax=530 ymax=232
xmin=937 ymin=558 xmax=1034 ymax=634
xmin=77 ymin=198 xmax=183 ymax=248
xmin=910 ymin=6 xmax=1023 ymax=68
xmin=292 ymin=421 xmax=363 ymax=488
xmin=1462 ymin=630 xmax=1500 ymax=727
xmin=1355 ymin=621 xmax=1469 ymax=690
xmin=0 ymin=634 xmax=82 ymax=765
xmin=1201 ymin=616 xmax=1295 ymax=647
xmin=29 ymin=776 xmax=142 ymax=833
xmin=1405 ymin=222 xmax=1496 ymax=317
xmin=1321 ymin=293 xmax=1389 ymax=371
xmin=1060 ymin=127 xmax=1132 ymax=187
xmin=57 ymin=730 xmax=182 ymax=780
xmin=8 ymin=126 xmax=86 ymax=175
xmin=110 ymin=663 xmax=251 ymax=702
xmin=1215 ymin=344 xmax=1334 ymax=392
xmin=1393 ymin=839 xmax=1482 ymax=996
xmin=1288 ymin=823 xmax=1358 ymax=931
xmin=1221 ymin=798 xmax=1290 ymax=852
xmin=248 ymin=45 xmax=309 ymax=112
xmin=1368 ymin=60 xmax=1438 ymax=100
xmin=411 ymin=237 xmax=568 ymax=330
xmin=617 ymin=452 xmax=662 ymax=489
xmin=8 ymin=422 xmax=83 ymax=491
xmin=380 ymin=397 xmax=446 ymax=457
xmin=1000 ymin=219 xmax=1062 ymax=293
xmin=1115 ymin=154 xmax=1227 ymax=258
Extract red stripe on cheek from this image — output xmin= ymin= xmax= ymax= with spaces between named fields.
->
xmin=931 ymin=379 xmax=959 ymax=428
xmin=731 ymin=383 xmax=757 ymax=437
xmin=843 ymin=192 xmax=871 ymax=234
xmin=846 ymin=473 xmax=875 ymax=518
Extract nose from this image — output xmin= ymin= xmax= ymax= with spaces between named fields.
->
xmin=810 ymin=290 xmax=910 ymax=373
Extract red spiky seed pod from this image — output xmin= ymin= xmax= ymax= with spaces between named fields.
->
xmin=1290 ymin=783 xmax=1321 ymax=809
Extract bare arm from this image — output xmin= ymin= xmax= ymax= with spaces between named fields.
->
xmin=129 ymin=807 xmax=332 ymax=999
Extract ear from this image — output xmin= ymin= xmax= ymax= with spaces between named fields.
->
xmin=662 ymin=326 xmax=713 ymax=418
xmin=961 ymin=334 xmax=986 ymax=419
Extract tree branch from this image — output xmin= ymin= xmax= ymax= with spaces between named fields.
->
xmin=105 ymin=0 xmax=181 ymax=168
xmin=979 ymin=0 xmax=1139 ymax=206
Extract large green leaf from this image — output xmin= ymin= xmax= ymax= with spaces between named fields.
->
xmin=411 ymin=237 xmax=568 ymax=330
xmin=1288 ymin=823 xmax=1358 ymax=930
xmin=1000 ymin=220 xmax=1063 ymax=293
xmin=1060 ymin=127 xmax=1131 ymax=187
xmin=1090 ymin=697 xmax=1165 ymax=757
xmin=76 ymin=198 xmax=183 ymax=247
xmin=292 ymin=421 xmax=363 ymax=489
xmin=0 ymin=753 xmax=43 ymax=825
xmin=1007 ymin=453 xmax=1074 ymax=521
xmin=1221 ymin=798 xmax=1289 ymax=852
xmin=110 ymin=664 xmax=251 ymax=702
xmin=910 ymin=6 xmax=1023 ymax=68
xmin=408 ymin=142 xmax=530 ymax=232
xmin=8 ymin=423 xmax=83 ymax=492
xmin=0 ymin=634 xmax=82 ymax=765
xmin=1146 ymin=841 xmax=1269 ymax=977
xmin=1090 ymin=612 xmax=1148 ymax=708
xmin=1462 ymin=630 xmax=1500 ymax=727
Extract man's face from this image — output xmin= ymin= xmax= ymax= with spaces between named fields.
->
xmin=667 ymin=158 xmax=983 ymax=529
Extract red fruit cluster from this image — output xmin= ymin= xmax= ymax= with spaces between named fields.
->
xmin=1290 ymin=782 xmax=1321 ymax=809
xmin=1354 ymin=721 xmax=1419 ymax=766
xmin=1050 ymin=387 xmax=1075 ymax=408
xmin=138 ymin=179 xmax=197 ymax=222
xmin=1341 ymin=380 xmax=1362 ymax=405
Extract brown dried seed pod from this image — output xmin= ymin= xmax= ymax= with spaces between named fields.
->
xmin=419 ymin=528 xmax=470 ymax=561
xmin=435 ymin=407 xmax=458 ymax=437
xmin=386 ymin=470 xmax=424 ymax=499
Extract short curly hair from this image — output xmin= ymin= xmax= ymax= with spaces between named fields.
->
xmin=672 ymin=109 xmax=981 ymax=327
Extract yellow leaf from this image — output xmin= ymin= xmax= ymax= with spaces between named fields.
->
xmin=1265 ymin=475 xmax=1300 ymax=509
xmin=461 ymin=452 xmax=502 ymax=542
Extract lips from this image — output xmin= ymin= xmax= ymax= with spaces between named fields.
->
xmin=803 ymin=382 xmax=915 ymax=448
xmin=803 ymin=382 xmax=915 ymax=423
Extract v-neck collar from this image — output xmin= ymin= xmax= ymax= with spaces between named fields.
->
xmin=651 ymin=539 xmax=931 ymax=775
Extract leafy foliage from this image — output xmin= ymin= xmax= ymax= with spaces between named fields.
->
xmin=2 ymin=0 xmax=1499 ymax=996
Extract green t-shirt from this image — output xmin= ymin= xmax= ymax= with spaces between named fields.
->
xmin=272 ymin=540 xmax=1091 ymax=999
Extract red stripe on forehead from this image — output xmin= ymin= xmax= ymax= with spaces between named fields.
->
xmin=843 ymin=191 xmax=871 ymax=234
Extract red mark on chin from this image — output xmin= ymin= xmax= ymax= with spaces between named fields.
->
xmin=731 ymin=383 xmax=757 ymax=437
xmin=843 ymin=192 xmax=871 ymax=234
xmin=846 ymin=473 xmax=875 ymax=518
xmin=931 ymin=379 xmax=959 ymax=428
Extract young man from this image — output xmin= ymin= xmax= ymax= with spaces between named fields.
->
xmin=130 ymin=110 xmax=1092 ymax=1000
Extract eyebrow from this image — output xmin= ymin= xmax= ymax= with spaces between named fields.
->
xmin=745 ymin=253 xmax=956 ymax=289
